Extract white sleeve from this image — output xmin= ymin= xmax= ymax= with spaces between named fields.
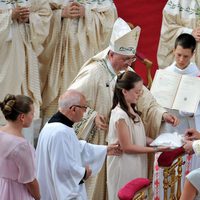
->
xmin=182 ymin=27 xmax=193 ymax=34
xmin=193 ymin=140 xmax=200 ymax=156
xmin=79 ymin=140 xmax=107 ymax=176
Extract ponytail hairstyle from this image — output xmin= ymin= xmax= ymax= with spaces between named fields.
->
xmin=0 ymin=94 xmax=33 ymax=121
xmin=112 ymin=71 xmax=142 ymax=122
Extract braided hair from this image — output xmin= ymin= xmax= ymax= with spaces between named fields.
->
xmin=0 ymin=94 xmax=33 ymax=121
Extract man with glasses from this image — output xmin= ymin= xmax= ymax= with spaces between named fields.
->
xmin=68 ymin=18 xmax=179 ymax=200
xmin=36 ymin=89 xmax=121 ymax=200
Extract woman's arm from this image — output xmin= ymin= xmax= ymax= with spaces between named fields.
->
xmin=116 ymin=119 xmax=156 ymax=154
xmin=25 ymin=178 xmax=40 ymax=200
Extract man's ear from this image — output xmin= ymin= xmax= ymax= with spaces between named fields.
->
xmin=192 ymin=50 xmax=195 ymax=57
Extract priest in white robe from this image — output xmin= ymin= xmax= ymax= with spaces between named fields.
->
xmin=68 ymin=18 xmax=179 ymax=200
xmin=157 ymin=0 xmax=200 ymax=69
xmin=36 ymin=90 xmax=120 ymax=200
xmin=39 ymin=0 xmax=117 ymax=118
xmin=0 ymin=0 xmax=52 ymax=145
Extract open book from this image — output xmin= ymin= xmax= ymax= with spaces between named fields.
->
xmin=150 ymin=69 xmax=200 ymax=113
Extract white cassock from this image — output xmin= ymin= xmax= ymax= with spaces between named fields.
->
xmin=163 ymin=62 xmax=200 ymax=133
xmin=36 ymin=113 xmax=107 ymax=200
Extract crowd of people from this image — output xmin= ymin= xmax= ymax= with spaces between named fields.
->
xmin=1 ymin=0 xmax=200 ymax=199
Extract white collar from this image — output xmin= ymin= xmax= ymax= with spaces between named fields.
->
xmin=167 ymin=61 xmax=200 ymax=76
xmin=105 ymin=57 xmax=116 ymax=77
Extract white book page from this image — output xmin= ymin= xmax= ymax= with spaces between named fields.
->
xmin=172 ymin=75 xmax=200 ymax=113
xmin=150 ymin=70 xmax=181 ymax=108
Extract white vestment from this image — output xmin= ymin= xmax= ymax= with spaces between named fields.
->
xmin=68 ymin=48 xmax=166 ymax=199
xmin=153 ymin=62 xmax=200 ymax=200
xmin=157 ymin=0 xmax=200 ymax=69
xmin=39 ymin=0 xmax=117 ymax=118
xmin=36 ymin=117 xmax=107 ymax=200
xmin=0 ymin=0 xmax=51 ymax=123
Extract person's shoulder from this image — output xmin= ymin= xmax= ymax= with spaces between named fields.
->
xmin=111 ymin=106 xmax=128 ymax=119
xmin=12 ymin=139 xmax=33 ymax=155
xmin=41 ymin=122 xmax=73 ymax=138
xmin=81 ymin=60 xmax=106 ymax=74
xmin=165 ymin=63 xmax=175 ymax=71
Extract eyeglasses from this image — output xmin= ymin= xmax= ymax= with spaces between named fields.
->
xmin=70 ymin=105 xmax=87 ymax=111
xmin=121 ymin=56 xmax=137 ymax=64
xmin=125 ymin=57 xmax=136 ymax=63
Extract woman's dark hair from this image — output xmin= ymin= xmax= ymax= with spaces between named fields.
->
xmin=0 ymin=94 xmax=33 ymax=121
xmin=175 ymin=33 xmax=196 ymax=53
xmin=112 ymin=71 xmax=142 ymax=121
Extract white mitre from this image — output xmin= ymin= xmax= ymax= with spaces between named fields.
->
xmin=109 ymin=18 xmax=141 ymax=56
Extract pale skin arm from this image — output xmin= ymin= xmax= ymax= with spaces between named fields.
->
xmin=25 ymin=178 xmax=40 ymax=200
xmin=116 ymin=119 xmax=167 ymax=154
xmin=180 ymin=178 xmax=197 ymax=200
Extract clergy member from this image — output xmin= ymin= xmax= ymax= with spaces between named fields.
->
xmin=39 ymin=0 xmax=117 ymax=119
xmin=0 ymin=0 xmax=52 ymax=144
xmin=68 ymin=18 xmax=179 ymax=200
xmin=36 ymin=90 xmax=121 ymax=200
xmin=157 ymin=0 xmax=200 ymax=69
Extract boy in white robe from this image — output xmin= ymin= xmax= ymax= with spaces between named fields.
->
xmin=36 ymin=90 xmax=120 ymax=200
xmin=153 ymin=33 xmax=200 ymax=199
xmin=157 ymin=0 xmax=200 ymax=69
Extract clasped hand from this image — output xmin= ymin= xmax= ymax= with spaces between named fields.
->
xmin=95 ymin=114 xmax=108 ymax=131
xmin=62 ymin=2 xmax=85 ymax=19
xmin=12 ymin=6 xmax=30 ymax=23
xmin=192 ymin=27 xmax=200 ymax=42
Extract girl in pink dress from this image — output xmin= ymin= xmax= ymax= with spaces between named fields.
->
xmin=0 ymin=94 xmax=40 ymax=200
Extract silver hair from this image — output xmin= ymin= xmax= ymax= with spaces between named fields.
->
xmin=58 ymin=91 xmax=81 ymax=109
